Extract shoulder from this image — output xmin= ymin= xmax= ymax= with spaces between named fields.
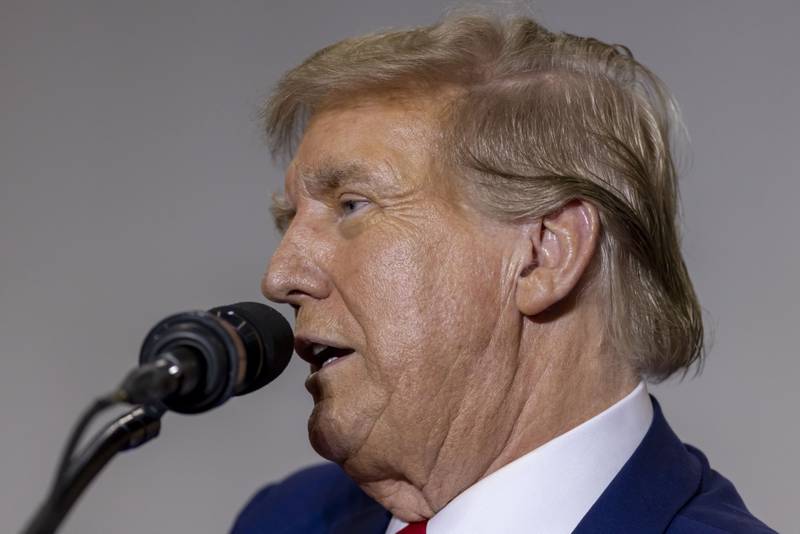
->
xmin=231 ymin=463 xmax=383 ymax=534
xmin=575 ymin=396 xmax=777 ymax=534
xmin=665 ymin=445 xmax=776 ymax=534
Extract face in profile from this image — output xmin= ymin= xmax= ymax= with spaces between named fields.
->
xmin=261 ymin=96 xmax=525 ymax=479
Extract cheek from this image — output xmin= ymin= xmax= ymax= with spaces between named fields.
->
xmin=343 ymin=230 xmax=437 ymax=369
xmin=338 ymin=221 xmax=503 ymax=379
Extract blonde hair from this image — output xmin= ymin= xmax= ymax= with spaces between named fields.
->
xmin=264 ymin=12 xmax=704 ymax=381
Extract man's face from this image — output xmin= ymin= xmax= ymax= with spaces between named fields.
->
xmin=262 ymin=96 xmax=523 ymax=477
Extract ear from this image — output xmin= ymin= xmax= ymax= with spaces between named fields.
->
xmin=515 ymin=200 xmax=600 ymax=316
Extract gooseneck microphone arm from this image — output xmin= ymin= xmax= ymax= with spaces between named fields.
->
xmin=24 ymin=404 xmax=165 ymax=534
xmin=22 ymin=302 xmax=293 ymax=534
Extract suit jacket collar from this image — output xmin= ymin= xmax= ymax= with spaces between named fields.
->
xmin=573 ymin=395 xmax=702 ymax=533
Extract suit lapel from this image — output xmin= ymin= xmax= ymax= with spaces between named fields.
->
xmin=573 ymin=396 xmax=702 ymax=533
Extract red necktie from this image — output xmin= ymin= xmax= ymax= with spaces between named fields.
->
xmin=397 ymin=521 xmax=428 ymax=534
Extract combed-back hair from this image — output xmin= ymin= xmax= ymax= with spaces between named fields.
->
xmin=263 ymin=11 xmax=705 ymax=381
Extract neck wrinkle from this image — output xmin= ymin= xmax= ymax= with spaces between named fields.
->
xmin=418 ymin=306 xmax=530 ymax=513
xmin=419 ymin=323 xmax=638 ymax=516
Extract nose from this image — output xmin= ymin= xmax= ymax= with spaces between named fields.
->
xmin=261 ymin=224 xmax=331 ymax=308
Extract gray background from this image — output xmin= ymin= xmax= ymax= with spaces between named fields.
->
xmin=1 ymin=1 xmax=797 ymax=532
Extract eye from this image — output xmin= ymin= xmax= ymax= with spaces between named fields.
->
xmin=339 ymin=196 xmax=370 ymax=216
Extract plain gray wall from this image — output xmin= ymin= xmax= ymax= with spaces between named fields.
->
xmin=2 ymin=1 xmax=797 ymax=532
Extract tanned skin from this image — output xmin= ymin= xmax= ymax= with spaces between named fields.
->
xmin=262 ymin=96 xmax=639 ymax=522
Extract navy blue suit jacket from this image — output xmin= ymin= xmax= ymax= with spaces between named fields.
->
xmin=232 ymin=398 xmax=775 ymax=533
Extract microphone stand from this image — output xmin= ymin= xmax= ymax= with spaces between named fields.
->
xmin=23 ymin=403 xmax=165 ymax=534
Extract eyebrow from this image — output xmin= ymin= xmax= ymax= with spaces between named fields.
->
xmin=270 ymin=191 xmax=295 ymax=234
xmin=269 ymin=161 xmax=377 ymax=233
xmin=301 ymin=161 xmax=375 ymax=196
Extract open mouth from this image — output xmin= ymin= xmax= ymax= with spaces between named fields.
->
xmin=310 ymin=345 xmax=355 ymax=372
xmin=295 ymin=338 xmax=356 ymax=373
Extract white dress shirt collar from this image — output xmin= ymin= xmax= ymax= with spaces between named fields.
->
xmin=385 ymin=382 xmax=653 ymax=534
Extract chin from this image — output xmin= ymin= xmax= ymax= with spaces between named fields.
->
xmin=307 ymin=401 xmax=361 ymax=464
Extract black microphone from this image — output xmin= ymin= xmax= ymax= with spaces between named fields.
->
xmin=21 ymin=303 xmax=293 ymax=534
xmin=120 ymin=302 xmax=293 ymax=414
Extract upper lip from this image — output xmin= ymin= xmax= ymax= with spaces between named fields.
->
xmin=294 ymin=334 xmax=355 ymax=370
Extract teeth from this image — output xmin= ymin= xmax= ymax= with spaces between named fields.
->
xmin=322 ymin=356 xmax=339 ymax=367
xmin=311 ymin=344 xmax=327 ymax=357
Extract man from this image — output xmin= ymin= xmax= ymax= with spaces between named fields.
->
xmin=232 ymin=12 xmax=775 ymax=534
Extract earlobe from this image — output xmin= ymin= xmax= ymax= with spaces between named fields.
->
xmin=515 ymin=201 xmax=600 ymax=317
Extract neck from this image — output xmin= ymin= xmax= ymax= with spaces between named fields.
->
xmin=352 ymin=307 xmax=640 ymax=522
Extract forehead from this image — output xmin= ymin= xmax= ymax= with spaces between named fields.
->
xmin=285 ymin=96 xmax=442 ymax=196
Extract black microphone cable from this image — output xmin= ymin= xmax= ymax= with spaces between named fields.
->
xmin=51 ymin=391 xmax=126 ymax=489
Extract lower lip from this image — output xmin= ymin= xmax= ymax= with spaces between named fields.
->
xmin=305 ymin=353 xmax=354 ymax=389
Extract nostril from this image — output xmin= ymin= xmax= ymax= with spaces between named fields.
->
xmin=286 ymin=296 xmax=300 ymax=316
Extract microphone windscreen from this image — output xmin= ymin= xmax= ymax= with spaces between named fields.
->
xmin=221 ymin=302 xmax=294 ymax=395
